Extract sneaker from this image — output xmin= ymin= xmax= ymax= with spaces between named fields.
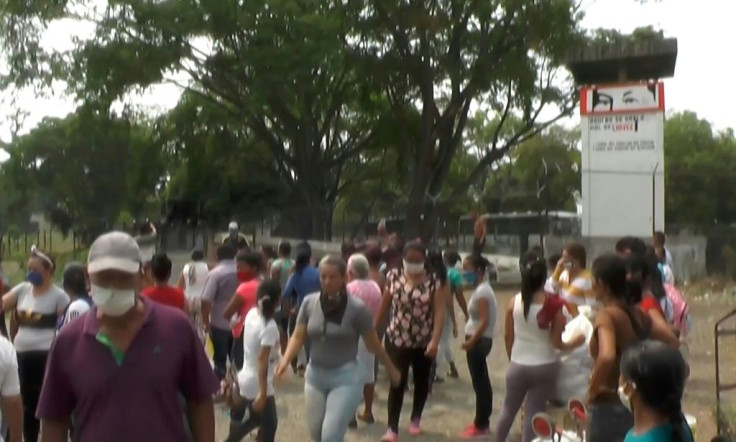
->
xmin=458 ymin=424 xmax=490 ymax=439
xmin=409 ymin=419 xmax=422 ymax=436
xmin=448 ymin=363 xmax=460 ymax=379
xmin=380 ymin=429 xmax=399 ymax=442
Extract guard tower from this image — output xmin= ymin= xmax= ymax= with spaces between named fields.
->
xmin=565 ymin=33 xmax=678 ymax=242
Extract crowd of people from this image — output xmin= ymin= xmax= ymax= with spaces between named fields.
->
xmin=0 ymin=219 xmax=705 ymax=442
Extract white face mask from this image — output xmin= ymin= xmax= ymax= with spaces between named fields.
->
xmin=403 ymin=260 xmax=425 ymax=275
xmin=617 ymin=384 xmax=633 ymax=412
xmin=91 ymin=284 xmax=137 ymax=317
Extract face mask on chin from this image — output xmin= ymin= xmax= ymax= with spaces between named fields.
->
xmin=91 ymin=284 xmax=137 ymax=317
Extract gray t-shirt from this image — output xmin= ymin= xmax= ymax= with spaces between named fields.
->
xmin=464 ymin=282 xmax=498 ymax=339
xmin=297 ymin=293 xmax=373 ymax=369
xmin=201 ymin=261 xmax=239 ymax=331
xmin=11 ymin=282 xmax=70 ymax=352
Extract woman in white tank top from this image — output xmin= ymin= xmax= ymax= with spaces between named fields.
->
xmin=495 ymin=252 xmax=585 ymax=442
xmin=178 ymin=249 xmax=209 ymax=342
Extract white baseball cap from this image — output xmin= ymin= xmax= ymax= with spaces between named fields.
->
xmin=87 ymin=231 xmax=142 ymax=274
xmin=228 ymin=221 xmax=238 ymax=230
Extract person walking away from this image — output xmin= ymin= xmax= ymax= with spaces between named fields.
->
xmin=276 ymin=255 xmax=401 ymax=442
xmin=224 ymin=251 xmax=263 ymax=372
xmin=270 ymin=242 xmax=294 ymax=351
xmin=37 ymin=231 xmax=218 ymax=442
xmin=346 ymin=254 xmax=383 ymax=425
xmin=442 ymin=250 xmax=467 ymax=379
xmin=586 ymin=255 xmax=678 ymax=442
xmin=282 ymin=242 xmax=321 ymax=375
xmin=201 ymin=244 xmax=240 ymax=381
xmin=457 ymin=255 xmax=501 ymax=438
xmin=58 ymin=262 xmax=93 ymax=330
xmin=0 ymin=246 xmax=69 ymax=442
xmin=619 ymin=340 xmax=693 ymax=442
xmin=549 ymin=243 xmax=596 ymax=316
xmin=179 ymin=249 xmax=210 ymax=342
xmin=375 ymin=241 xmax=447 ymax=441
xmin=364 ymin=246 xmax=386 ymax=291
xmin=0 ymin=333 xmax=22 ymax=442
xmin=259 ymin=246 xmax=276 ymax=278
xmin=651 ymin=231 xmax=674 ymax=270
xmin=142 ymin=252 xmax=188 ymax=312
xmin=625 ymin=253 xmax=678 ymax=340
xmin=426 ymin=249 xmax=451 ymax=386
xmin=270 ymin=242 xmax=294 ymax=287
xmin=495 ymin=252 xmax=584 ymax=442
xmin=225 ymin=280 xmax=283 ymax=442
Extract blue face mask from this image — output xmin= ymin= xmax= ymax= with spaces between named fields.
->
xmin=462 ymin=270 xmax=477 ymax=285
xmin=27 ymin=271 xmax=44 ymax=287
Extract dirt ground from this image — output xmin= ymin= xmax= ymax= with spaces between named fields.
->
xmin=211 ymin=285 xmax=730 ymax=441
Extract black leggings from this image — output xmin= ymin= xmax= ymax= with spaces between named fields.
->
xmin=225 ymin=396 xmax=278 ymax=442
xmin=386 ymin=341 xmax=433 ymax=433
xmin=18 ymin=350 xmax=48 ymax=442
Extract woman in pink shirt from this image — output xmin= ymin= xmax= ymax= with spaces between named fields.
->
xmin=346 ymin=253 xmax=383 ymax=424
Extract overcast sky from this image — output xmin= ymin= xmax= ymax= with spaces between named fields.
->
xmin=0 ymin=0 xmax=733 ymax=161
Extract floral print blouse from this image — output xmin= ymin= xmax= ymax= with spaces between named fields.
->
xmin=385 ymin=268 xmax=438 ymax=349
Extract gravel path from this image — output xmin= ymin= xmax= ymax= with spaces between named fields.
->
xmin=166 ymin=253 xmax=719 ymax=441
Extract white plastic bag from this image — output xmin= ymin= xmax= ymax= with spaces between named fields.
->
xmin=556 ymin=313 xmax=594 ymax=403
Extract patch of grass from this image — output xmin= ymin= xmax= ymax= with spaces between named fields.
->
xmin=2 ymin=230 xmax=78 ymax=262
xmin=1 ymin=249 xmax=88 ymax=286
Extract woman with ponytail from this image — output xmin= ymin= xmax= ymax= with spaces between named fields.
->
xmin=619 ymin=340 xmax=693 ymax=442
xmin=226 ymin=280 xmax=283 ymax=442
xmin=457 ymin=254 xmax=498 ymax=439
xmin=495 ymin=251 xmax=585 ymax=442
xmin=587 ymin=255 xmax=678 ymax=442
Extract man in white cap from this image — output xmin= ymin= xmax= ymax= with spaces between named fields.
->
xmin=223 ymin=221 xmax=248 ymax=251
xmin=37 ymin=231 xmax=219 ymax=442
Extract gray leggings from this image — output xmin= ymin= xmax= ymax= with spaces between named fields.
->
xmin=495 ymin=361 xmax=560 ymax=442
xmin=305 ymin=362 xmax=363 ymax=442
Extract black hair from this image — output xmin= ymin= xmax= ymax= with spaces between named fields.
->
xmin=217 ymin=243 xmax=236 ymax=261
xmin=548 ymin=253 xmax=562 ymax=269
xmin=236 ymin=250 xmax=263 ymax=272
xmin=341 ymin=242 xmax=356 ymax=261
xmin=278 ymin=241 xmax=292 ymax=257
xmin=565 ymin=243 xmax=587 ymax=269
xmin=62 ymin=262 xmax=88 ymax=297
xmin=426 ymin=247 xmax=448 ymax=287
xmin=150 ymin=252 xmax=173 ymax=282
xmin=620 ymin=340 xmax=690 ymax=442
xmin=191 ymin=249 xmax=205 ymax=261
xmin=257 ymin=279 xmax=283 ymax=320
xmin=520 ymin=251 xmax=547 ymax=318
xmin=444 ymin=251 xmax=461 ymax=267
xmin=260 ymin=245 xmax=276 ymax=260
xmin=616 ymin=236 xmax=647 ymax=255
xmin=364 ymin=246 xmax=383 ymax=267
xmin=626 ymin=249 xmax=666 ymax=302
xmin=294 ymin=242 xmax=312 ymax=274
xmin=653 ymin=231 xmax=666 ymax=246
xmin=403 ymin=240 xmax=426 ymax=258
xmin=593 ymin=254 xmax=648 ymax=338
xmin=468 ymin=254 xmax=490 ymax=274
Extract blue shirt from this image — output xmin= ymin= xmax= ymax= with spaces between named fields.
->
xmin=283 ymin=266 xmax=321 ymax=306
xmin=624 ymin=422 xmax=693 ymax=442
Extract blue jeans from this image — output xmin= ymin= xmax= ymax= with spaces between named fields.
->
xmin=305 ymin=362 xmax=363 ymax=442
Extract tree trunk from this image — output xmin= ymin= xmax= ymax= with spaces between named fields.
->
xmin=306 ymin=199 xmax=334 ymax=242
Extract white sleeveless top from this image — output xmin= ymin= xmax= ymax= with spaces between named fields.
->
xmin=510 ymin=293 xmax=558 ymax=366
xmin=182 ymin=261 xmax=210 ymax=300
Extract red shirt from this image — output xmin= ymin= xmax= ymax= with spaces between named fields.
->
xmin=638 ymin=294 xmax=663 ymax=316
xmin=232 ymin=279 xmax=260 ymax=337
xmin=142 ymin=285 xmax=187 ymax=311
